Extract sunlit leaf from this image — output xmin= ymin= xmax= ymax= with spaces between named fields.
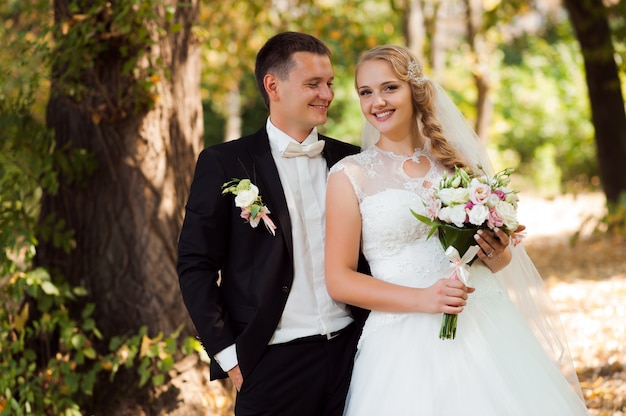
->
xmin=40 ymin=280 xmax=60 ymax=296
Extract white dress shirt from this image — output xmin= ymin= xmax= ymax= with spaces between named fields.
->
xmin=213 ymin=118 xmax=353 ymax=372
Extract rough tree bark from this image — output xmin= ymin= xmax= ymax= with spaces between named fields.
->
xmin=563 ymin=0 xmax=626 ymax=205
xmin=43 ymin=0 xmax=202 ymax=341
xmin=40 ymin=0 xmax=206 ymax=412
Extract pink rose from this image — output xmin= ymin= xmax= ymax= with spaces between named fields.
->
xmin=487 ymin=208 xmax=504 ymax=229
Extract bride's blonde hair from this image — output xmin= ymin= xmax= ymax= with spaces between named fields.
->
xmin=355 ymin=45 xmax=471 ymax=172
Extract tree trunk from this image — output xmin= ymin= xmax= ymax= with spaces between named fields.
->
xmin=40 ymin=2 xmax=208 ymax=413
xmin=463 ymin=0 xmax=492 ymax=141
xmin=563 ymin=0 xmax=626 ymax=204
xmin=404 ymin=0 xmax=426 ymax=64
xmin=41 ymin=0 xmax=202 ymax=356
xmin=224 ymin=86 xmax=242 ymax=141
xmin=425 ymin=0 xmax=444 ymax=77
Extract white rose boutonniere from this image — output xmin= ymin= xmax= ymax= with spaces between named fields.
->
xmin=222 ymin=178 xmax=277 ymax=236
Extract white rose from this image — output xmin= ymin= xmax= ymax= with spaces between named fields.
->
xmin=503 ymin=189 xmax=519 ymax=206
xmin=469 ymin=178 xmax=491 ymax=205
xmin=437 ymin=206 xmax=452 ymax=223
xmin=486 ymin=194 xmax=501 ymax=208
xmin=495 ymin=200 xmax=519 ymax=230
xmin=449 ymin=204 xmax=468 ymax=228
xmin=468 ymin=204 xmax=489 ymax=226
xmin=234 ymin=184 xmax=259 ymax=208
xmin=438 ymin=188 xmax=469 ymax=206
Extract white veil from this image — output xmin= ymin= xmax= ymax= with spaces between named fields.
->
xmin=360 ymin=116 xmax=381 ymax=151
xmin=361 ymin=78 xmax=584 ymax=399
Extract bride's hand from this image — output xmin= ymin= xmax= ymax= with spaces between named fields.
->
xmin=423 ymin=278 xmax=475 ymax=315
xmin=474 ymin=227 xmax=513 ymax=273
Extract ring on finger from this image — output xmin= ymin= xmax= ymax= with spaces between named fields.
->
xmin=487 ymin=250 xmax=494 ymax=258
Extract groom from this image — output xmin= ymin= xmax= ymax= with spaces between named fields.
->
xmin=177 ymin=32 xmax=367 ymax=415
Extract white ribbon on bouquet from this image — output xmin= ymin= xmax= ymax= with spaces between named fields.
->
xmin=444 ymin=245 xmax=480 ymax=285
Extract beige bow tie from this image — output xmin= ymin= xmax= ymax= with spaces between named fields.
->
xmin=281 ymin=140 xmax=325 ymax=158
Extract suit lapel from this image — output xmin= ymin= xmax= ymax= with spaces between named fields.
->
xmin=319 ymin=135 xmax=341 ymax=168
xmin=245 ymin=132 xmax=345 ymax=260
xmin=249 ymin=130 xmax=294 ymax=256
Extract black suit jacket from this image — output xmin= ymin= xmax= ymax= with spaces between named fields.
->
xmin=177 ymin=127 xmax=366 ymax=380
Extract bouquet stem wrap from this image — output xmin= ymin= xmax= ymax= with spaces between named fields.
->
xmin=438 ymin=224 xmax=480 ymax=340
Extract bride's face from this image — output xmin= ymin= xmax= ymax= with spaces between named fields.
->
xmin=356 ymin=60 xmax=415 ymax=143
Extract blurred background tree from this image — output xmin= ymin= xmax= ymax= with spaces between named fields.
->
xmin=1 ymin=0 xmax=624 ymax=414
xmin=563 ymin=0 xmax=626 ymax=218
xmin=200 ymin=0 xmax=625 ymax=203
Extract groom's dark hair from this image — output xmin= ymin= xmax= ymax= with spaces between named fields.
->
xmin=255 ymin=31 xmax=332 ymax=109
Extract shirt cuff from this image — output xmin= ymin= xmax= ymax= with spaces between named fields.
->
xmin=213 ymin=344 xmax=238 ymax=372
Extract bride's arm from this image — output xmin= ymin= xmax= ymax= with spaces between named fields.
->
xmin=325 ymin=170 xmax=473 ymax=315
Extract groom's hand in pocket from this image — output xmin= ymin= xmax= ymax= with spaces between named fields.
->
xmin=228 ymin=365 xmax=244 ymax=392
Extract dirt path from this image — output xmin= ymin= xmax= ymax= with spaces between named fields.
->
xmin=520 ymin=192 xmax=626 ymax=415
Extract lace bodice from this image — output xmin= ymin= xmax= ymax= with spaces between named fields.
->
xmin=330 ymin=145 xmax=452 ymax=288
xmin=330 ymin=145 xmax=506 ymax=346
xmin=332 ymin=144 xmax=441 ymax=203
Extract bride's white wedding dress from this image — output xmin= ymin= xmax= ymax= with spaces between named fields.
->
xmin=331 ymin=145 xmax=589 ymax=416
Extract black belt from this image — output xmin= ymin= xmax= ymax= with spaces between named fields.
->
xmin=283 ymin=324 xmax=351 ymax=345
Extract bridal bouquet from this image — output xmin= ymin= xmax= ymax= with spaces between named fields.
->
xmin=412 ymin=165 xmax=521 ymax=339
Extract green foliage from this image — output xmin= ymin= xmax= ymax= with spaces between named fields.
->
xmin=323 ymin=74 xmax=363 ymax=145
xmin=0 ymin=266 xmax=187 ymax=415
xmin=197 ymin=0 xmax=619 ymax=199
xmin=198 ymin=0 xmax=400 ymax=138
xmin=2 ymin=268 xmax=91 ymax=415
xmin=202 ymin=100 xmax=227 ymax=147
xmin=48 ymin=0 xmax=175 ymax=124
xmin=201 ymin=72 xmax=269 ymax=147
xmin=1 ymin=42 xmax=95 ymax=410
xmin=492 ymin=22 xmax=598 ymax=194
xmin=0 ymin=68 xmax=177 ymax=416
xmin=1 ymin=3 xmax=196 ymax=413
xmin=0 ymin=0 xmax=49 ymax=105
xmin=0 ymin=0 xmax=53 ymax=279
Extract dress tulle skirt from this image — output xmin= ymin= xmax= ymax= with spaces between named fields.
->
xmin=344 ymin=265 xmax=590 ymax=416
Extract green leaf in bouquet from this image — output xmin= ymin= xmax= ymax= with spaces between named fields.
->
xmin=410 ymin=210 xmax=441 ymax=239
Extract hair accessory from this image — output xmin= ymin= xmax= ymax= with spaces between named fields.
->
xmin=407 ymin=60 xmax=426 ymax=85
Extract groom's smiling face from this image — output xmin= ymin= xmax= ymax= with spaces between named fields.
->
xmin=267 ymin=51 xmax=335 ymax=142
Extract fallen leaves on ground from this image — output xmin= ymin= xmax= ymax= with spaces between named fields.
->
xmin=527 ymin=231 xmax=626 ymax=416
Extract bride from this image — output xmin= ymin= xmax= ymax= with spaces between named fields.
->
xmin=325 ymin=45 xmax=590 ymax=415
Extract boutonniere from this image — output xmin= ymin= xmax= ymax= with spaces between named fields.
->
xmin=222 ymin=178 xmax=277 ymax=236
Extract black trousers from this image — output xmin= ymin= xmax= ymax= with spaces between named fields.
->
xmin=234 ymin=323 xmax=359 ymax=416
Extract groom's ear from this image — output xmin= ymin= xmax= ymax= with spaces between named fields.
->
xmin=264 ymin=74 xmax=279 ymax=102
